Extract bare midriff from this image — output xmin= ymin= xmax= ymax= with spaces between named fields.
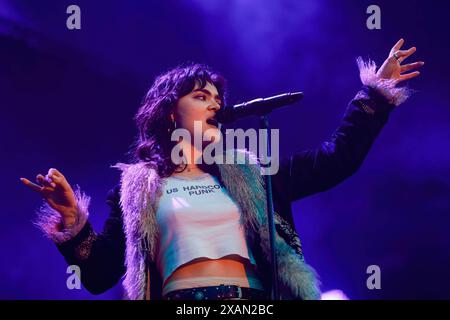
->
xmin=164 ymin=255 xmax=261 ymax=288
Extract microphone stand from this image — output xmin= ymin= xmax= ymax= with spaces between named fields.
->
xmin=219 ymin=91 xmax=303 ymax=300
xmin=259 ymin=114 xmax=279 ymax=301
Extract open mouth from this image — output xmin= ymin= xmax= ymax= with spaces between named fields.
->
xmin=206 ymin=118 xmax=219 ymax=127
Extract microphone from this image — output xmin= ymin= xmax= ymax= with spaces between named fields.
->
xmin=216 ymin=92 xmax=304 ymax=124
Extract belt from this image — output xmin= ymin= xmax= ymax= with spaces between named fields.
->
xmin=163 ymin=284 xmax=268 ymax=300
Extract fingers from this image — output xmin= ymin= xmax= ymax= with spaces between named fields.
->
xmin=47 ymin=168 xmax=62 ymax=184
xmin=48 ymin=168 xmax=63 ymax=178
xmin=20 ymin=177 xmax=43 ymax=193
xmin=394 ymin=47 xmax=417 ymax=63
xmin=403 ymin=47 xmax=416 ymax=59
xmin=21 ymin=167 xmax=67 ymax=196
xmin=47 ymin=168 xmax=70 ymax=191
xmin=399 ymin=71 xmax=420 ymax=81
xmin=392 ymin=38 xmax=404 ymax=51
xmin=21 ymin=167 xmax=66 ymax=194
xmin=401 ymin=61 xmax=425 ymax=73
xmin=37 ymin=174 xmax=56 ymax=188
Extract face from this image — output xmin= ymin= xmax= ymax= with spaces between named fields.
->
xmin=171 ymin=81 xmax=222 ymax=145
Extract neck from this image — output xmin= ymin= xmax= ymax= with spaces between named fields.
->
xmin=175 ymin=140 xmax=204 ymax=172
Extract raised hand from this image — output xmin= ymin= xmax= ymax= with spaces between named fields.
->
xmin=21 ymin=168 xmax=78 ymax=227
xmin=376 ymin=38 xmax=425 ymax=84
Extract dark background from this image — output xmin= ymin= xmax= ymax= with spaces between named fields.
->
xmin=1 ymin=0 xmax=449 ymax=299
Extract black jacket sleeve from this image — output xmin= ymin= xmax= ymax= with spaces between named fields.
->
xmin=55 ymin=184 xmax=126 ymax=295
xmin=277 ymin=85 xmax=395 ymax=201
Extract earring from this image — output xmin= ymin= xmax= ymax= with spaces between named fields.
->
xmin=168 ymin=120 xmax=177 ymax=133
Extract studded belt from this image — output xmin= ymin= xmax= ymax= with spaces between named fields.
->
xmin=163 ymin=284 xmax=268 ymax=300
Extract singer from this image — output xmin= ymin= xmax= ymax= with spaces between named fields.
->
xmin=21 ymin=39 xmax=423 ymax=300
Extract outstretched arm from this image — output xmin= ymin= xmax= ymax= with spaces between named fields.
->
xmin=280 ymin=39 xmax=424 ymax=201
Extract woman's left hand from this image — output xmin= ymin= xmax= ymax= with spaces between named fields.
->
xmin=376 ymin=38 xmax=424 ymax=84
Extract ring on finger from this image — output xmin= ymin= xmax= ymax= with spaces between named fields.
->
xmin=393 ymin=51 xmax=401 ymax=62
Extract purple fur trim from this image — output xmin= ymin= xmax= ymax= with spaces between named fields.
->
xmin=33 ymin=185 xmax=90 ymax=244
xmin=357 ymin=57 xmax=412 ymax=106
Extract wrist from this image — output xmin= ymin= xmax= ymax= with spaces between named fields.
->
xmin=34 ymin=186 xmax=91 ymax=244
xmin=63 ymin=216 xmax=77 ymax=229
xmin=60 ymin=208 xmax=79 ymax=228
xmin=356 ymin=56 xmax=412 ymax=106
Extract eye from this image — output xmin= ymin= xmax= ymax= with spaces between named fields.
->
xmin=195 ymin=95 xmax=206 ymax=101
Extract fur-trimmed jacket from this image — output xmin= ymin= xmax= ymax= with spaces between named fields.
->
xmin=36 ymin=59 xmax=408 ymax=300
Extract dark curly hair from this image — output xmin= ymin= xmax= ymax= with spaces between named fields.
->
xmin=131 ymin=63 xmax=227 ymax=178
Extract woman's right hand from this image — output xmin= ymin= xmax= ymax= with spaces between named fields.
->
xmin=21 ymin=168 xmax=79 ymax=228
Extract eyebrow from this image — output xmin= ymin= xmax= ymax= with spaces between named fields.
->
xmin=192 ymin=88 xmax=222 ymax=103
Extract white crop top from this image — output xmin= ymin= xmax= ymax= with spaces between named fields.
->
xmin=155 ymin=172 xmax=258 ymax=288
